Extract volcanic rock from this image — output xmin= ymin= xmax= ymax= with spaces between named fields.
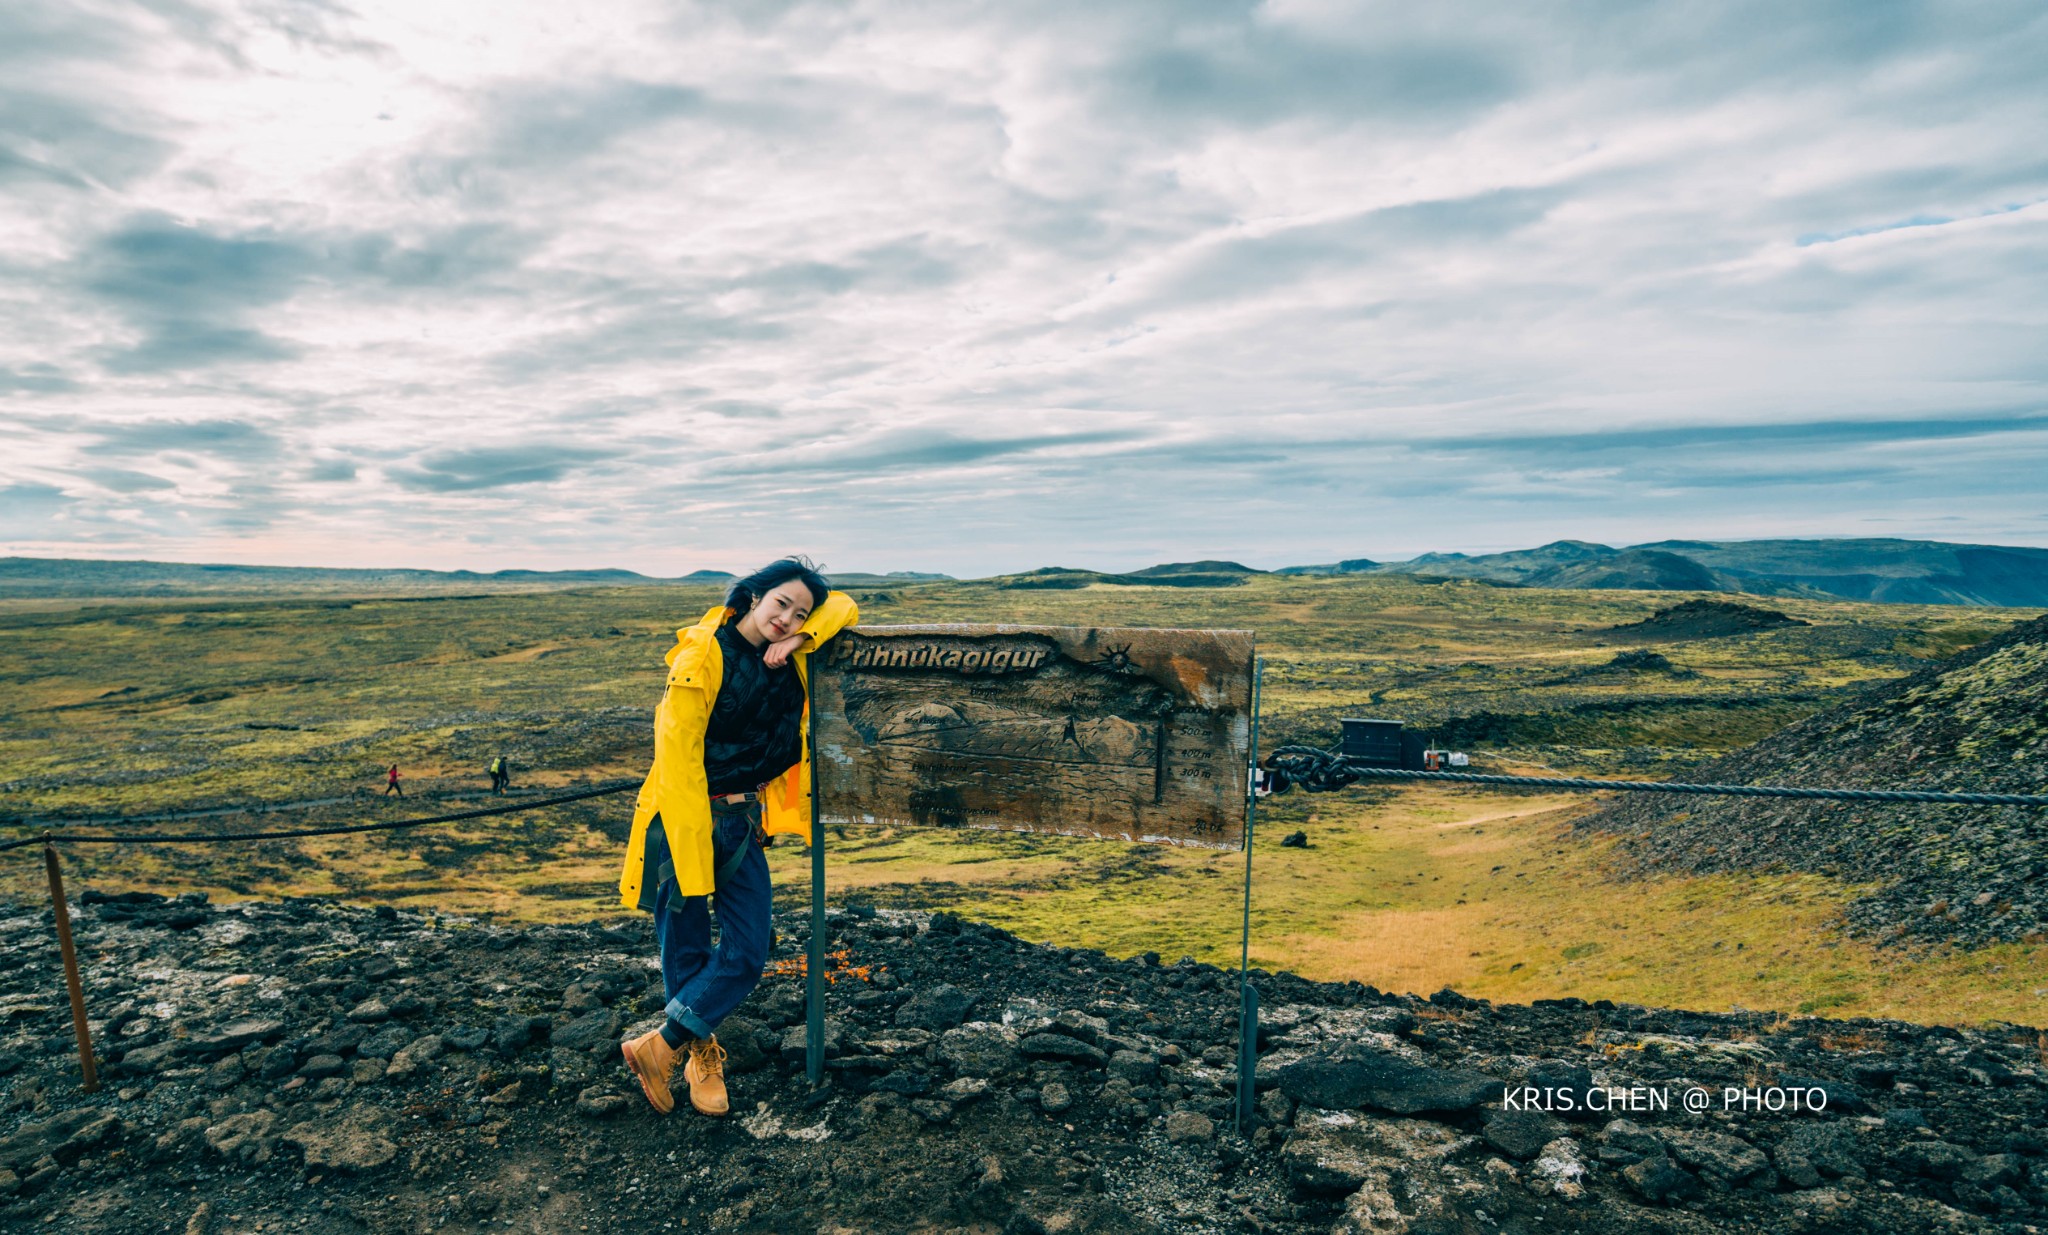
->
xmin=282 ymin=1109 xmax=398 ymax=1175
xmin=1528 ymin=1137 xmax=1589 ymax=1199
xmin=1484 ymin=1108 xmax=1565 ymax=1160
xmin=1519 ymin=1060 xmax=1598 ymax=1119
xmin=3 ymin=896 xmax=2044 ymax=1234
xmin=1164 ymin=1110 xmax=1215 ymax=1143
xmin=1050 ymin=1009 xmax=1108 ymax=1042
xmin=1964 ymin=1154 xmax=2027 ymax=1189
xmin=443 ymin=1024 xmax=489 ymax=1051
xmin=384 ymin=1034 xmax=443 ymax=1080
xmin=202 ymin=1111 xmax=278 ymax=1165
xmin=938 ymin=1023 xmax=1022 ymax=1077
xmin=1896 ymin=1140 xmax=1977 ymax=1181
xmin=355 ymin=1024 xmax=412 ymax=1060
xmin=893 ymin=983 xmax=975 ymax=1031
xmin=113 ymin=1041 xmax=181 ymax=1076
xmin=548 ymin=1010 xmax=622 ymax=1054
xmin=179 ymin=1017 xmax=284 ymax=1059
xmin=778 ymin=1018 xmax=847 ymax=1064
xmin=994 ymin=996 xmax=1057 ymax=1035
xmin=0 ymin=1109 xmax=120 ymax=1171
xmin=1779 ymin=1120 xmax=1867 ymax=1183
xmin=1273 ymin=1042 xmax=1502 ymax=1114
xmin=1105 ymin=1049 xmax=1159 ymax=1086
xmin=491 ymin=1014 xmax=547 ymax=1057
xmin=1622 ymin=1154 xmax=1699 ymax=1204
xmin=575 ymin=1086 xmax=628 ymax=1119
xmin=1281 ymin=1110 xmax=1473 ymax=1195
xmin=1597 ymin=1118 xmax=1665 ymax=1164
xmin=1018 ymin=1033 xmax=1106 ymax=1067
xmin=307 ymin=1024 xmax=369 ymax=1057
xmin=1663 ymin=1127 xmax=1771 ymax=1183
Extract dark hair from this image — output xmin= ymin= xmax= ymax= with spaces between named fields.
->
xmin=725 ymin=555 xmax=830 ymax=620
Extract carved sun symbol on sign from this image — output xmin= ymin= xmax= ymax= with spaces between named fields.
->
xmin=1093 ymin=644 xmax=1137 ymax=674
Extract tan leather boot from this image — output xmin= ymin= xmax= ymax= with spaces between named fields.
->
xmin=621 ymin=1028 xmax=677 ymax=1115
xmin=682 ymin=1035 xmax=730 ymax=1116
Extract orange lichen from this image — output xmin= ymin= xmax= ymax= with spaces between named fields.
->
xmin=762 ymin=947 xmax=886 ymax=984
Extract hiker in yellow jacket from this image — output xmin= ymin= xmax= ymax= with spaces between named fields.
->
xmin=618 ymin=557 xmax=857 ymax=1117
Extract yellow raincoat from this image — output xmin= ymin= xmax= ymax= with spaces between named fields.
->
xmin=617 ymin=592 xmax=859 ymax=908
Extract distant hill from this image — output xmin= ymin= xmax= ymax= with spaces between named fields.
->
xmin=1601 ymin=599 xmax=1808 ymax=640
xmin=1583 ymin=611 xmax=2048 ymax=946
xmin=1520 ymin=548 xmax=1723 ymax=591
xmin=1127 ymin=560 xmax=1262 ymax=577
xmin=991 ymin=564 xmax=1252 ymax=590
xmin=1275 ymin=557 xmax=1379 ymax=575
xmin=1279 ymin=538 xmax=2048 ymax=606
xmin=0 ymin=558 xmax=947 ymax=598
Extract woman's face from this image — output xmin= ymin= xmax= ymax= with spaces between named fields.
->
xmin=741 ymin=579 xmax=815 ymax=643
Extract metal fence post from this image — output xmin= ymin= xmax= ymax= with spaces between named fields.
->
xmin=1236 ymin=984 xmax=1259 ymax=1134
xmin=805 ymin=666 xmax=827 ymax=1088
xmin=43 ymin=841 xmax=99 ymax=1093
xmin=1235 ymin=655 xmax=1262 ymax=1135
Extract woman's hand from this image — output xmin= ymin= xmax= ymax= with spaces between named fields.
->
xmin=763 ymin=632 xmax=807 ymax=668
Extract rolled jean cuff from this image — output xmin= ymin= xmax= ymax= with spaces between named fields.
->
xmin=665 ymin=1001 xmax=716 ymax=1040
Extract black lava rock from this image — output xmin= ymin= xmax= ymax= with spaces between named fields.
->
xmin=1623 ymin=1154 xmax=1699 ymax=1204
xmin=1484 ymin=1108 xmax=1565 ymax=1160
xmin=1273 ymin=1042 xmax=1503 ymax=1115
xmin=893 ymin=983 xmax=976 ymax=1031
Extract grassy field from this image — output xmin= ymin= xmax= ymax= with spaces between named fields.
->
xmin=2 ymin=574 xmax=2040 ymax=1025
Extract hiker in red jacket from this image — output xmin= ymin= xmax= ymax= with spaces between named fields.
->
xmin=385 ymin=765 xmax=403 ymax=796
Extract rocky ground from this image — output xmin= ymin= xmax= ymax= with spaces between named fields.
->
xmin=1586 ymin=613 xmax=2048 ymax=947
xmin=3 ymin=892 xmax=2047 ymax=1234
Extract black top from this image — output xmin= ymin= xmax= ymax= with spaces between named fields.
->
xmin=702 ymin=622 xmax=807 ymax=796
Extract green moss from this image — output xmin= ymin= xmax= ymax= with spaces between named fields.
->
xmin=3 ymin=577 xmax=2041 ymax=1022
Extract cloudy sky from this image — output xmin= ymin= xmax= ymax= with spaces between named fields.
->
xmin=2 ymin=1 xmax=2045 ymax=577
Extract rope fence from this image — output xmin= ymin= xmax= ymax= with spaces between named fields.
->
xmin=0 ymin=779 xmax=640 ymax=854
xmin=12 ymin=745 xmax=2047 ymax=1099
xmin=1260 ymin=745 xmax=2048 ymax=807
xmin=11 ymin=748 xmax=2047 ymax=857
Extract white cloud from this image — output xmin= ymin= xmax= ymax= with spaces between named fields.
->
xmin=1 ymin=0 xmax=2045 ymax=574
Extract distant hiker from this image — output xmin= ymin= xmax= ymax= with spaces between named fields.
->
xmin=618 ymin=557 xmax=858 ymax=1118
xmin=488 ymin=756 xmax=508 ymax=795
xmin=385 ymin=765 xmax=403 ymax=797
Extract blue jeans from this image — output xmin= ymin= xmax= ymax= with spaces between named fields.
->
xmin=646 ymin=803 xmax=772 ymax=1039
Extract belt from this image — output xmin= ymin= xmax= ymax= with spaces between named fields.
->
xmin=711 ymin=791 xmax=761 ymax=805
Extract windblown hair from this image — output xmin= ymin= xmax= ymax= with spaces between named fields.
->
xmin=724 ymin=555 xmax=831 ymax=621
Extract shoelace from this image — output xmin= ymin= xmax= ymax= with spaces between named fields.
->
xmin=692 ymin=1039 xmax=727 ymax=1078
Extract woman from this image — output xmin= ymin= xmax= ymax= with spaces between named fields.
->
xmin=617 ymin=557 xmax=858 ymax=1116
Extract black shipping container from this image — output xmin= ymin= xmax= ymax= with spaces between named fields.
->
xmin=1341 ymin=717 xmax=1434 ymax=770
xmin=1340 ymin=718 xmax=1404 ymax=767
xmin=1400 ymin=731 xmax=1431 ymax=771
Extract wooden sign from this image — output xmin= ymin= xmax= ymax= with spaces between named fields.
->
xmin=810 ymin=625 xmax=1256 ymax=846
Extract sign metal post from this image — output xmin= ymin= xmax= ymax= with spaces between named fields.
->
xmin=805 ymin=673 xmax=827 ymax=1088
xmin=1234 ymin=656 xmax=1263 ymax=1135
